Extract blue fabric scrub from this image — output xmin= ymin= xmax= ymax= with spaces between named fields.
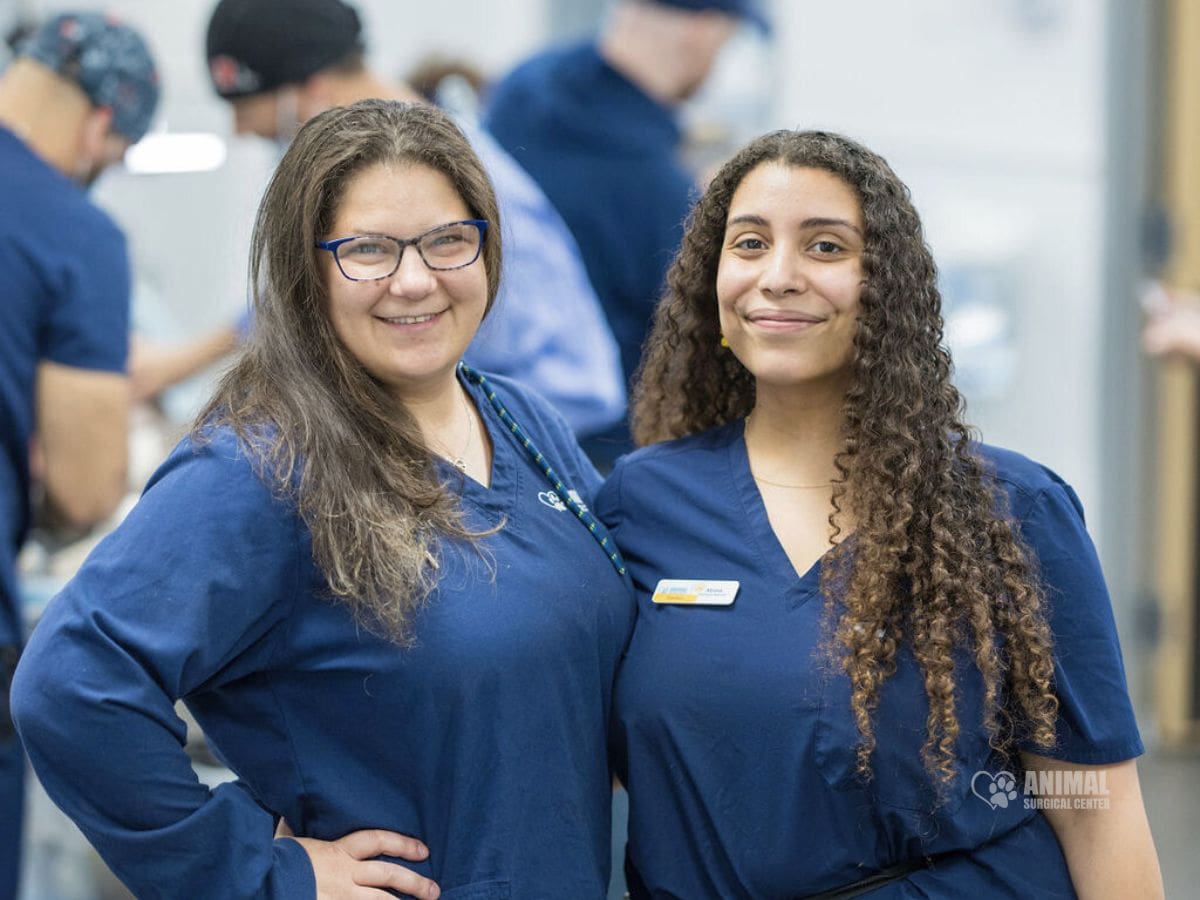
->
xmin=595 ymin=421 xmax=1143 ymax=899
xmin=484 ymin=41 xmax=696 ymax=466
xmin=12 ymin=372 xmax=635 ymax=900
xmin=459 ymin=120 xmax=624 ymax=440
xmin=0 ymin=125 xmax=130 ymax=900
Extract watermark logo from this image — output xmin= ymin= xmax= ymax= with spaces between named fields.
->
xmin=971 ymin=770 xmax=1019 ymax=809
xmin=970 ymin=768 xmax=1111 ymax=811
xmin=536 ymin=489 xmax=587 ymax=513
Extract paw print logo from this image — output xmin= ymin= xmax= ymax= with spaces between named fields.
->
xmin=971 ymin=770 xmax=1019 ymax=809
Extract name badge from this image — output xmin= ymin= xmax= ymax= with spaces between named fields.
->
xmin=652 ymin=579 xmax=739 ymax=606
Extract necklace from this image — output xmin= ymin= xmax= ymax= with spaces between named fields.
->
xmin=430 ymin=388 xmax=475 ymax=471
xmin=744 ymin=413 xmax=836 ymax=489
xmin=751 ymin=472 xmax=835 ymax=489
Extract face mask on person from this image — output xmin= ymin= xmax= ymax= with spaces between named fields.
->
xmin=272 ymin=87 xmax=302 ymax=160
xmin=231 ymin=86 xmax=304 ymax=159
xmin=74 ymin=157 xmax=105 ymax=189
xmin=73 ymin=123 xmax=129 ymax=190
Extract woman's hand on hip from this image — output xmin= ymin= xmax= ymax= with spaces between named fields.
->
xmin=290 ymin=828 xmax=440 ymax=899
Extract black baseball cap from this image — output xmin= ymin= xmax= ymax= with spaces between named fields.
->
xmin=205 ymin=0 xmax=363 ymax=99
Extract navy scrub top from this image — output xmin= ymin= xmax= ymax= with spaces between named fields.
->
xmin=485 ymin=40 xmax=697 ymax=468
xmin=485 ymin=40 xmax=693 ymax=388
xmin=0 ymin=125 xmax=130 ymax=646
xmin=595 ymin=421 xmax=1143 ymax=899
xmin=12 ymin=372 xmax=635 ymax=900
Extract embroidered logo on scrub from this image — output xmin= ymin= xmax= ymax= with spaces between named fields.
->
xmin=537 ymin=489 xmax=587 ymax=512
xmin=651 ymin=579 xmax=740 ymax=606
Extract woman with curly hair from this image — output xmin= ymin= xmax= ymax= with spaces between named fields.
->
xmin=12 ymin=100 xmax=634 ymax=899
xmin=596 ymin=129 xmax=1162 ymax=898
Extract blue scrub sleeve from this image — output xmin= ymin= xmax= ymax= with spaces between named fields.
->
xmin=42 ymin=224 xmax=131 ymax=373
xmin=461 ymin=124 xmax=624 ymax=439
xmin=593 ymin=460 xmax=624 ymax=534
xmin=235 ymin=305 xmax=255 ymax=341
xmin=1017 ymin=480 xmax=1144 ymax=764
xmin=10 ymin=433 xmax=316 ymax=899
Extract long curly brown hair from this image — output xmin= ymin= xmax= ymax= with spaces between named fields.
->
xmin=633 ymin=130 xmax=1058 ymax=787
xmin=196 ymin=100 xmax=501 ymax=643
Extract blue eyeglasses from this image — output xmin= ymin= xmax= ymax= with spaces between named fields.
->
xmin=316 ymin=219 xmax=488 ymax=281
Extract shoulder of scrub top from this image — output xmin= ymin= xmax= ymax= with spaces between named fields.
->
xmin=594 ymin=421 xmax=741 ymax=533
xmin=144 ymin=422 xmax=296 ymax=510
xmin=467 ymin=369 xmax=602 ymax=498
xmin=969 ymin=441 xmax=1086 ymax=526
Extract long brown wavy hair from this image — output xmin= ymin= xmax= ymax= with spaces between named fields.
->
xmin=633 ymin=130 xmax=1058 ymax=787
xmin=196 ymin=100 xmax=502 ymax=642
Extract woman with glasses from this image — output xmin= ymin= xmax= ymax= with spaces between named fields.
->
xmin=12 ymin=100 xmax=633 ymax=899
xmin=596 ymin=129 xmax=1163 ymax=898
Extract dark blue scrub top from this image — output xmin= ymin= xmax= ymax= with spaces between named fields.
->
xmin=485 ymin=41 xmax=697 ymax=467
xmin=12 ymin=372 xmax=635 ymax=899
xmin=0 ymin=126 xmax=129 ymax=645
xmin=595 ymin=421 xmax=1143 ymax=899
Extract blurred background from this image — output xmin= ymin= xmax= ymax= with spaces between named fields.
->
xmin=4 ymin=0 xmax=1200 ymax=897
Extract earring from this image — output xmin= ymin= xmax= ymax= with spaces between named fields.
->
xmin=719 ymin=333 xmax=729 ymax=348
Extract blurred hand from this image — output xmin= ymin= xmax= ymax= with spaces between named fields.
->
xmin=291 ymin=828 xmax=440 ymax=900
xmin=127 ymin=334 xmax=183 ymax=404
xmin=1141 ymin=282 xmax=1200 ymax=363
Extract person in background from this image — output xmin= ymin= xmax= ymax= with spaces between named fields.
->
xmin=484 ymin=0 xmax=769 ymax=469
xmin=132 ymin=0 xmax=624 ymax=439
xmin=12 ymin=99 xmax=633 ymax=898
xmin=596 ymin=129 xmax=1163 ymax=897
xmin=0 ymin=13 xmax=158 ymax=899
xmin=404 ymin=55 xmax=489 ymax=122
xmin=127 ymin=317 xmax=248 ymax=405
xmin=1142 ymin=280 xmax=1200 ymax=363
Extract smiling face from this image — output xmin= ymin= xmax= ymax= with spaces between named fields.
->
xmin=322 ymin=161 xmax=488 ymax=401
xmin=716 ymin=162 xmax=866 ymax=392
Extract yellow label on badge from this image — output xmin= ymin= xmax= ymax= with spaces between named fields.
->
xmin=652 ymin=579 xmax=739 ymax=606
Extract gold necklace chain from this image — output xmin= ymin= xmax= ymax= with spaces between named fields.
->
xmin=751 ymin=472 xmax=834 ymax=489
xmin=745 ymin=412 xmax=835 ymax=489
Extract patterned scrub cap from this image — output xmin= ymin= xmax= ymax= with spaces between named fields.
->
xmin=19 ymin=11 xmax=160 ymax=142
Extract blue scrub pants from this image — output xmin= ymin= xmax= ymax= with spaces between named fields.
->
xmin=0 ymin=734 xmax=22 ymax=900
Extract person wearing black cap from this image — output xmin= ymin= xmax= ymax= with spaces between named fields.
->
xmin=205 ymin=0 xmax=364 ymax=143
xmin=0 ymin=11 xmax=158 ymax=899
xmin=190 ymin=0 xmax=625 ymax=443
xmin=484 ymin=0 xmax=770 ymax=471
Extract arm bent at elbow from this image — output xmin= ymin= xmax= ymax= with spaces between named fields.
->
xmin=1022 ymin=753 xmax=1164 ymax=899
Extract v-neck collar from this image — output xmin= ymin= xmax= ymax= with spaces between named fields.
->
xmin=727 ymin=419 xmax=829 ymax=602
xmin=433 ymin=368 xmax=521 ymax=522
